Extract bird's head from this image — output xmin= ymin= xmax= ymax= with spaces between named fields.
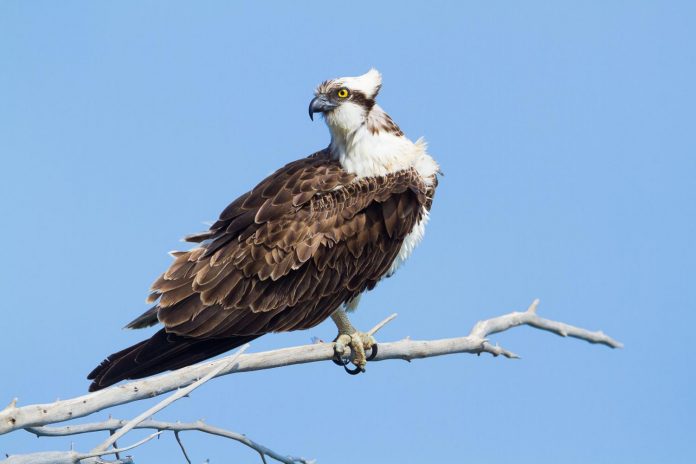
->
xmin=309 ymin=69 xmax=383 ymax=135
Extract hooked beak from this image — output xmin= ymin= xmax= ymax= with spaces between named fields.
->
xmin=308 ymin=95 xmax=338 ymax=121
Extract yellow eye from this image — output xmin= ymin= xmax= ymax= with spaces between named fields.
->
xmin=337 ymin=88 xmax=349 ymax=98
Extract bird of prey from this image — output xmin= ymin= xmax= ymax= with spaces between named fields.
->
xmin=88 ymin=69 xmax=440 ymax=391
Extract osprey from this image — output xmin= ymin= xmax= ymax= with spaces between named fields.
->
xmin=88 ymin=69 xmax=439 ymax=391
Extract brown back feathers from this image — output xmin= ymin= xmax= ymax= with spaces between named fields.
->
xmin=135 ymin=149 xmax=433 ymax=339
xmin=88 ymin=149 xmax=436 ymax=390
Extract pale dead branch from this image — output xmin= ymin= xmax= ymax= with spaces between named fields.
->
xmin=0 ymin=300 xmax=620 ymax=463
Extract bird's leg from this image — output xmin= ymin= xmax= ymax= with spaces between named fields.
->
xmin=330 ymin=307 xmax=378 ymax=375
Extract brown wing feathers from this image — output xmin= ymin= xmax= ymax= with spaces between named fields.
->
xmin=88 ymin=151 xmax=431 ymax=390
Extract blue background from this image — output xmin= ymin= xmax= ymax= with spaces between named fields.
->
xmin=1 ymin=1 xmax=693 ymax=463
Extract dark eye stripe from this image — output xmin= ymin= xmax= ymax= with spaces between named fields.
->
xmin=349 ymin=90 xmax=375 ymax=111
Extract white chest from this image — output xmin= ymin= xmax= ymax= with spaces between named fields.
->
xmin=328 ymin=117 xmax=438 ymax=280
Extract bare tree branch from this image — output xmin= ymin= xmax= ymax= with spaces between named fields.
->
xmin=0 ymin=300 xmax=621 ymax=438
xmin=91 ymin=344 xmax=248 ymax=454
xmin=173 ymin=430 xmax=192 ymax=464
xmin=81 ymin=430 xmax=162 ymax=459
xmin=1 ymin=431 xmax=160 ymax=464
xmin=23 ymin=419 xmax=313 ymax=464
xmin=1 ymin=300 xmax=621 ymax=464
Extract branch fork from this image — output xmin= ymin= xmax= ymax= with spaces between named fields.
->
xmin=0 ymin=299 xmax=621 ymax=464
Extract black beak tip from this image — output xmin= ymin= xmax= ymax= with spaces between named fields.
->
xmin=308 ymin=96 xmax=319 ymax=121
xmin=309 ymin=95 xmax=338 ymax=122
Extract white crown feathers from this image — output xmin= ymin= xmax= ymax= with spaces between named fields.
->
xmin=337 ymin=68 xmax=382 ymax=99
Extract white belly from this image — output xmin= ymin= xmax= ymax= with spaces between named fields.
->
xmin=386 ymin=207 xmax=430 ymax=277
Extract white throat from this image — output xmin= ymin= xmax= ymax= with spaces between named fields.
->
xmin=325 ymin=105 xmax=439 ymax=182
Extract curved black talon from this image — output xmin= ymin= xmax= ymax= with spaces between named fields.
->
xmin=344 ymin=364 xmax=363 ymax=375
xmin=366 ymin=343 xmax=378 ymax=361
xmin=332 ymin=353 xmax=350 ymax=366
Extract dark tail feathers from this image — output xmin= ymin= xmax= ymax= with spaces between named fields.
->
xmin=87 ymin=329 xmax=258 ymax=391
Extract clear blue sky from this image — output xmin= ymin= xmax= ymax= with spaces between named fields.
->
xmin=1 ymin=1 xmax=693 ymax=463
